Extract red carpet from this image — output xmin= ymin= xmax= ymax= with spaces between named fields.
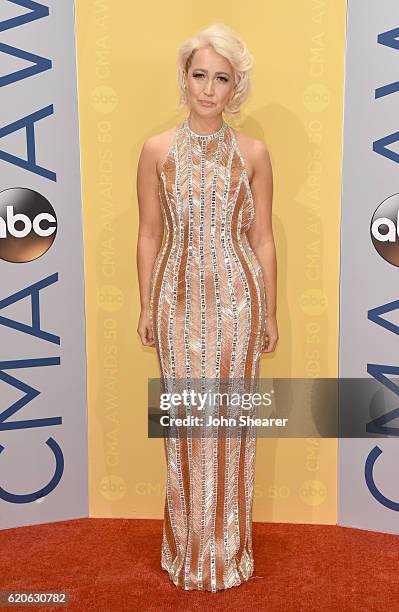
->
xmin=1 ymin=518 xmax=398 ymax=611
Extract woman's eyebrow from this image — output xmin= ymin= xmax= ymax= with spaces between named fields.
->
xmin=193 ymin=68 xmax=231 ymax=77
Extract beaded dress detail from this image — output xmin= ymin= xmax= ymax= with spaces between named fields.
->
xmin=149 ymin=117 xmax=267 ymax=591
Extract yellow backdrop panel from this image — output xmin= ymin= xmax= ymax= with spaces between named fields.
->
xmin=75 ymin=0 xmax=345 ymax=522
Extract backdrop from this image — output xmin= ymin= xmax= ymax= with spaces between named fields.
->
xmin=0 ymin=0 xmax=87 ymax=530
xmin=74 ymin=0 xmax=345 ymax=524
xmin=339 ymin=0 xmax=399 ymax=535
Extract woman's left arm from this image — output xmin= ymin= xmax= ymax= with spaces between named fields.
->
xmin=247 ymin=141 xmax=278 ymax=353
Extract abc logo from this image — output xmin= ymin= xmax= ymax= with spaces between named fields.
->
xmin=370 ymin=193 xmax=399 ymax=267
xmin=0 ymin=187 xmax=57 ymax=263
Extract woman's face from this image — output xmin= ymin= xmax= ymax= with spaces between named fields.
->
xmin=185 ymin=46 xmax=235 ymax=117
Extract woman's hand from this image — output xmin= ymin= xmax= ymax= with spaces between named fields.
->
xmin=261 ymin=314 xmax=278 ymax=353
xmin=137 ymin=309 xmax=155 ymax=347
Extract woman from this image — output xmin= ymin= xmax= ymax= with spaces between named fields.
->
xmin=136 ymin=22 xmax=278 ymax=591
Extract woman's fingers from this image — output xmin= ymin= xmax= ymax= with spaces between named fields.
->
xmin=138 ymin=323 xmax=155 ymax=346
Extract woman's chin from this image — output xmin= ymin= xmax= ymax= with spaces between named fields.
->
xmin=193 ymin=105 xmax=221 ymax=116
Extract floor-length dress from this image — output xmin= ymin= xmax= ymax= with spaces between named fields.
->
xmin=149 ymin=117 xmax=267 ymax=591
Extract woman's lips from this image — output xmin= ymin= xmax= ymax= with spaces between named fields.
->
xmin=199 ymin=100 xmax=215 ymax=107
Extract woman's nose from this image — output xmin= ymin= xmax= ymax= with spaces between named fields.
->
xmin=203 ymin=78 xmax=214 ymax=96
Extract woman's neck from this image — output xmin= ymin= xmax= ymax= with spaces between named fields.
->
xmin=186 ymin=113 xmax=224 ymax=136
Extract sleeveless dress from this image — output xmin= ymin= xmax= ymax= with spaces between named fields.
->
xmin=149 ymin=117 xmax=267 ymax=591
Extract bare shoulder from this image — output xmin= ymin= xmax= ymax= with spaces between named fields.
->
xmin=144 ymin=125 xmax=177 ymax=150
xmin=141 ymin=125 xmax=180 ymax=178
xmin=230 ymin=128 xmax=270 ymax=182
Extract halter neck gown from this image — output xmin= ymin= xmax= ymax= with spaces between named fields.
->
xmin=149 ymin=117 xmax=267 ymax=591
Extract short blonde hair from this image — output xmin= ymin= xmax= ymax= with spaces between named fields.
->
xmin=177 ymin=23 xmax=254 ymax=120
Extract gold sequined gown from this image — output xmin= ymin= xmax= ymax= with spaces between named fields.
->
xmin=149 ymin=117 xmax=267 ymax=591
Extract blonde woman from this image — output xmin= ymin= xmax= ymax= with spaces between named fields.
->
xmin=137 ymin=22 xmax=278 ymax=591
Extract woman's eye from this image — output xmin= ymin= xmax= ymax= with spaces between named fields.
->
xmin=192 ymin=73 xmax=229 ymax=82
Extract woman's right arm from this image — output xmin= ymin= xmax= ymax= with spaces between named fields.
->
xmin=136 ymin=137 xmax=164 ymax=347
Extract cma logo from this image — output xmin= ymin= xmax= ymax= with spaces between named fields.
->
xmin=0 ymin=188 xmax=57 ymax=263
xmin=364 ymin=24 xmax=399 ymax=512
